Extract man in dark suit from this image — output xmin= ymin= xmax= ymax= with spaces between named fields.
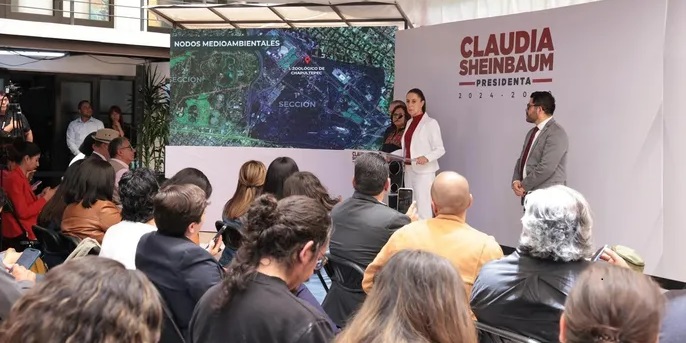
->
xmin=136 ymin=183 xmax=223 ymax=340
xmin=512 ymin=91 xmax=568 ymax=202
xmin=323 ymin=152 xmax=417 ymax=327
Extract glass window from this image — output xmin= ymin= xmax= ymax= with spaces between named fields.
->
xmin=10 ymin=0 xmax=54 ymax=16
xmin=62 ymin=0 xmax=110 ymax=21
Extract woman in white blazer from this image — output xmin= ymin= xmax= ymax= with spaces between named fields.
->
xmin=401 ymin=88 xmax=445 ymax=219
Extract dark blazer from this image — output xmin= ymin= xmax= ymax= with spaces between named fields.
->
xmin=135 ymin=232 xmax=224 ymax=340
xmin=661 ymin=290 xmax=686 ymax=343
xmin=512 ymin=117 xmax=568 ymax=192
xmin=323 ymin=191 xmax=410 ymax=327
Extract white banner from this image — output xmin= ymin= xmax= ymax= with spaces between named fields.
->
xmin=396 ymin=0 xmax=669 ymax=277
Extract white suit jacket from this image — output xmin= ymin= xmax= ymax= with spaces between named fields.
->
xmin=398 ymin=113 xmax=445 ymax=174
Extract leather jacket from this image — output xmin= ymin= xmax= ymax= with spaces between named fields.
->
xmin=470 ymin=250 xmax=591 ymax=342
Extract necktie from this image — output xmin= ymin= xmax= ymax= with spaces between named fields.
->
xmin=519 ymin=127 xmax=539 ymax=179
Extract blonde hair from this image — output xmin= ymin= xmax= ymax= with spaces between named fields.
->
xmin=0 ymin=256 xmax=162 ymax=343
xmin=336 ymin=250 xmax=477 ymax=343
xmin=222 ymin=160 xmax=266 ymax=220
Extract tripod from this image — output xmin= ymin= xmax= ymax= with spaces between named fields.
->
xmin=1 ymin=103 xmax=26 ymax=141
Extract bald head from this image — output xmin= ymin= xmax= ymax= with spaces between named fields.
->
xmin=430 ymin=171 xmax=472 ymax=216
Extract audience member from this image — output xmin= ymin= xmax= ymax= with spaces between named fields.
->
xmin=61 ymin=158 xmax=121 ymax=243
xmin=68 ymin=131 xmax=95 ymax=166
xmin=324 ymin=152 xmax=416 ymax=327
xmin=136 ymin=184 xmax=224 ymax=340
xmin=263 ymin=156 xmax=299 ymax=199
xmin=190 ymin=195 xmax=333 ymax=343
xmin=100 ymin=168 xmax=158 ymax=269
xmin=363 ymin=171 xmax=502 ymax=296
xmin=283 ymin=171 xmax=339 ymax=211
xmin=280 ymin=170 xmax=342 ymax=331
xmin=163 ymin=167 xmax=212 ymax=199
xmin=88 ymin=128 xmax=118 ymax=161
xmin=1 ymin=140 xmax=55 ymax=249
xmin=0 ymin=248 xmax=36 ymax=321
xmin=471 ymin=185 xmax=594 ymax=342
xmin=163 ymin=167 xmax=213 ymax=245
xmin=560 ymin=263 xmax=664 ymax=343
xmin=336 ymin=250 xmax=477 ymax=343
xmin=108 ymin=136 xmax=135 ymax=187
xmin=661 ymin=289 xmax=686 ymax=343
xmin=0 ymin=256 xmax=162 ymax=343
xmin=66 ymin=100 xmax=104 ymax=157
xmin=36 ymin=160 xmax=83 ymax=231
xmin=220 ymin=160 xmax=266 ymax=266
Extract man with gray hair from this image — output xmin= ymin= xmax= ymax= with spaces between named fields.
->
xmin=470 ymin=185 xmax=595 ymax=342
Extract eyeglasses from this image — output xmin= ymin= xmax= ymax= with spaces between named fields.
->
xmin=526 ymin=104 xmax=539 ymax=109
xmin=315 ymin=254 xmax=328 ymax=271
xmin=392 ymin=112 xmax=405 ymax=119
xmin=119 ymin=145 xmax=134 ymax=151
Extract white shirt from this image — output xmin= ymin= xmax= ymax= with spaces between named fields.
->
xmin=66 ymin=117 xmax=104 ymax=156
xmin=69 ymin=153 xmax=85 ymax=166
xmin=99 ymin=221 xmax=157 ymax=270
xmin=523 ymin=116 xmax=553 ymax=179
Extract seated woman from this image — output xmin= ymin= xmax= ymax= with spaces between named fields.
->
xmin=263 ymin=156 xmax=299 ymax=199
xmin=283 ymin=171 xmax=339 ymax=212
xmin=36 ymin=160 xmax=83 ymax=232
xmin=336 ymin=250 xmax=477 ymax=343
xmin=560 ymin=262 xmax=664 ymax=343
xmin=219 ymin=160 xmax=266 ymax=266
xmin=1 ymin=140 xmax=56 ymax=250
xmin=0 ymin=256 xmax=162 ymax=342
xmin=190 ymin=195 xmax=334 ymax=343
xmin=61 ymin=158 xmax=121 ymax=244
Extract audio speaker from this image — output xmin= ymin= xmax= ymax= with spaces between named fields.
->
xmin=389 ymin=160 xmax=404 ymax=193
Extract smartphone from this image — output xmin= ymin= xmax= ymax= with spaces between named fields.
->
xmin=592 ymin=245 xmax=609 ymax=262
xmin=396 ymin=188 xmax=414 ymax=214
xmin=31 ymin=180 xmax=42 ymax=191
xmin=205 ymin=225 xmax=228 ymax=250
xmin=14 ymin=248 xmax=41 ymax=269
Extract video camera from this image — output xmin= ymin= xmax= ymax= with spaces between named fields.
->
xmin=3 ymin=80 xmax=22 ymax=102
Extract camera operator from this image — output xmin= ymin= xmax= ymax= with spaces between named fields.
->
xmin=0 ymin=91 xmax=32 ymax=142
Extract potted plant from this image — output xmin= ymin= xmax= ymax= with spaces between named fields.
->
xmin=133 ymin=63 xmax=170 ymax=179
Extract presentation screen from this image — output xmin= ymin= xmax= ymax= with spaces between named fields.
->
xmin=169 ymin=27 xmax=396 ymax=150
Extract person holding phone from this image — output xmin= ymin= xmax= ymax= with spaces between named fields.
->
xmin=400 ymin=88 xmax=445 ymax=219
xmin=1 ymin=140 xmax=55 ymax=249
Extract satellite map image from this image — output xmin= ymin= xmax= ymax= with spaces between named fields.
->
xmin=168 ymin=27 xmax=396 ymax=149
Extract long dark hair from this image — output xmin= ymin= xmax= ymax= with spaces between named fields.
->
xmin=219 ymin=194 xmax=331 ymax=307
xmin=263 ymin=157 xmax=299 ymax=200
xmin=37 ymin=160 xmax=84 ymax=228
xmin=407 ymin=88 xmax=427 ymax=113
xmin=64 ymin=158 xmax=115 ymax=208
xmin=282 ymin=171 xmax=338 ymax=212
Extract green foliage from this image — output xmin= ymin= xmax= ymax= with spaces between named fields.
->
xmin=135 ymin=63 xmax=170 ymax=174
